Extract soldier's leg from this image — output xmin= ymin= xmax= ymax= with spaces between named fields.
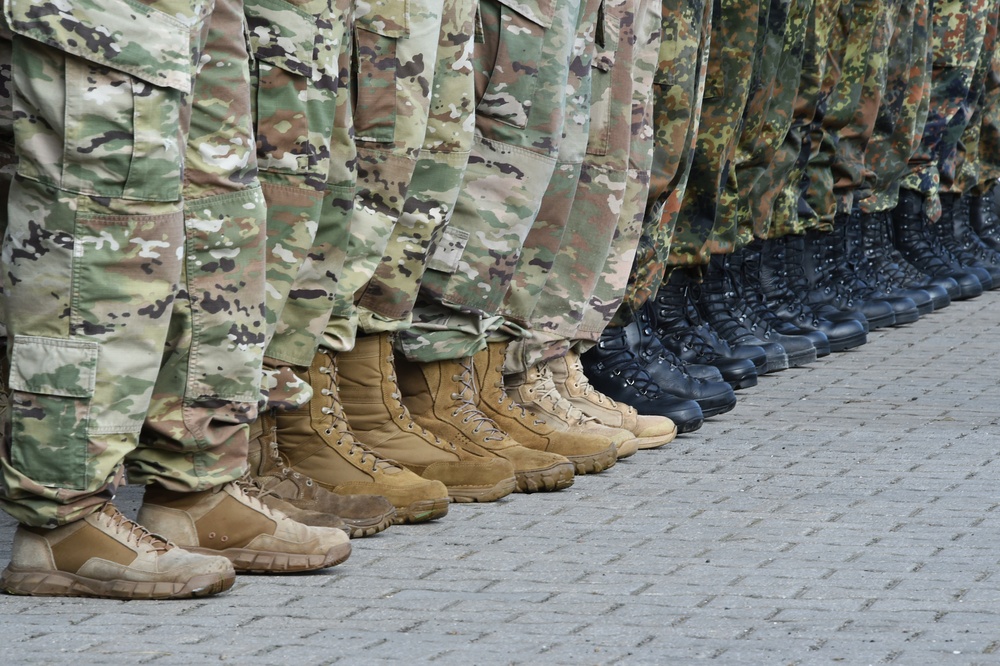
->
xmin=1 ymin=0 xmax=345 ymax=599
xmin=395 ymin=0 xmax=604 ymax=491
xmin=501 ymin=0 xmax=677 ymax=457
xmin=893 ymin=0 xmax=993 ymax=299
xmin=323 ymin=0 xmax=444 ymax=352
xmin=249 ymin=0 xmax=346 ymax=411
xmin=1 ymin=1 xmax=202 ymax=526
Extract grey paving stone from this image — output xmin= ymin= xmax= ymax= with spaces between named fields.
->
xmin=5 ymin=293 xmax=1000 ymax=664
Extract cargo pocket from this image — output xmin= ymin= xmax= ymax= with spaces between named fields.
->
xmin=184 ymin=189 xmax=267 ymax=404
xmin=586 ymin=0 xmax=620 ymax=157
xmin=6 ymin=0 xmax=197 ymax=202
xmin=475 ymin=0 xmax=555 ymax=129
xmin=426 ymin=225 xmax=470 ymax=274
xmin=247 ymin=0 xmax=339 ymax=177
xmin=654 ymin=1 xmax=701 ymax=89
xmin=353 ymin=0 xmax=411 ymax=143
xmin=8 ymin=335 xmax=98 ymax=489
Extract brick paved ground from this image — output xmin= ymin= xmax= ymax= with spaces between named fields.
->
xmin=2 ymin=291 xmax=1000 ymax=665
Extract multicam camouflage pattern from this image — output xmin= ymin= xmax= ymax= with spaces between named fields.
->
xmin=950 ymin=0 xmax=1000 ymax=196
xmin=500 ymin=0 xmax=601 ymax=330
xmin=248 ymin=0 xmax=348 ymax=410
xmin=609 ymin=0 xmax=712 ymax=325
xmin=573 ymin=0 xmax=661 ymax=346
xmin=858 ymin=1 xmax=932 ymax=213
xmin=901 ymin=0 xmax=990 ymax=221
xmin=399 ymin=0 xmax=586 ymax=362
xmin=353 ymin=0 xmax=477 ymax=331
xmin=502 ymin=0 xmax=659 ymax=372
xmin=324 ymin=0 xmax=443 ymax=350
xmin=0 ymin=0 xmax=265 ymax=527
xmin=270 ymin=22 xmax=359 ymax=365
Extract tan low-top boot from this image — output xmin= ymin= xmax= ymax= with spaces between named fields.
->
xmin=548 ymin=349 xmax=677 ymax=450
xmin=1 ymin=504 xmax=235 ymax=600
xmin=395 ymin=354 xmax=575 ymax=493
xmin=247 ymin=412 xmax=397 ymax=538
xmin=505 ymin=362 xmax=640 ymax=459
xmin=338 ymin=332 xmax=516 ymax=503
xmin=275 ymin=348 xmax=450 ymax=524
xmin=138 ymin=481 xmax=351 ymax=574
xmin=475 ymin=342 xmax=617 ymax=475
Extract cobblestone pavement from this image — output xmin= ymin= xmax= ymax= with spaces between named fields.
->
xmin=3 ymin=291 xmax=1000 ymax=665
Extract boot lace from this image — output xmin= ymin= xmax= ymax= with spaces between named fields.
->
xmin=100 ymin=504 xmax=172 ymax=553
xmin=450 ymin=357 xmax=506 ymax=441
xmin=383 ymin=337 xmax=456 ymax=451
xmin=528 ymin=363 xmax=598 ymax=426
xmin=596 ymin=328 xmax=667 ymax=398
xmin=318 ymin=352 xmax=401 ymax=472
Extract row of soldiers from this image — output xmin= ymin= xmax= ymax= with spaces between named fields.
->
xmin=0 ymin=0 xmax=996 ymax=599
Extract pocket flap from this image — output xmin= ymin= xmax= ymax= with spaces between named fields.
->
xmin=355 ymin=0 xmax=410 ymax=37
xmin=9 ymin=335 xmax=98 ymax=398
xmin=245 ymin=0 xmax=320 ymax=77
xmin=592 ymin=0 xmax=620 ymax=72
xmin=494 ymin=0 xmax=555 ymax=29
xmin=6 ymin=0 xmax=196 ymax=93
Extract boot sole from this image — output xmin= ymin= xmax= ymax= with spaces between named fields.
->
xmin=393 ymin=497 xmax=450 ymax=525
xmin=1 ymin=566 xmax=235 ymax=599
xmin=785 ymin=346 xmax=817 ymax=368
xmin=727 ymin=372 xmax=758 ymax=390
xmin=632 ymin=428 xmax=678 ymax=451
xmin=515 ymin=461 xmax=575 ymax=493
xmin=616 ymin=438 xmax=642 ymax=459
xmin=342 ymin=509 xmax=397 ymax=539
xmin=564 ymin=444 xmax=618 ymax=475
xmin=449 ymin=476 xmax=518 ymax=503
xmin=829 ymin=330 xmax=868 ymax=352
xmin=194 ymin=542 xmax=352 ymax=574
xmin=699 ymin=396 xmax=737 ymax=419
xmin=890 ymin=309 xmax=920 ymax=325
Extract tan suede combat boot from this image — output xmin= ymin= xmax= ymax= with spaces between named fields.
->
xmin=337 ymin=332 xmax=516 ymax=502
xmin=549 ymin=349 xmax=677 ymax=450
xmin=138 ymin=481 xmax=351 ymax=573
xmin=248 ymin=412 xmax=397 ymax=538
xmin=1 ymin=504 xmax=235 ymax=599
xmin=395 ymin=354 xmax=575 ymax=493
xmin=504 ymin=361 xmax=640 ymax=459
xmin=475 ymin=342 xmax=617 ymax=474
xmin=274 ymin=348 xmax=450 ymax=524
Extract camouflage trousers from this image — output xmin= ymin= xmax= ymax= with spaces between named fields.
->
xmin=347 ymin=0 xmax=477 ymax=339
xmin=504 ymin=0 xmax=662 ymax=371
xmin=767 ymin=0 xmax=843 ymax=236
xmin=323 ymin=0 xmax=444 ymax=352
xmin=858 ymin=1 xmax=932 ymax=214
xmin=613 ymin=0 xmax=712 ymax=324
xmin=0 ymin=0 xmax=266 ymax=527
xmin=498 ymin=0 xmax=603 ymax=372
xmin=672 ymin=0 xmax=763 ymax=265
xmin=250 ymin=0 xmax=349 ymax=410
xmin=807 ymin=0 xmax=891 ymax=223
xmin=741 ymin=0 xmax=813 ymax=241
xmin=951 ymin=0 xmax=1000 ymax=196
xmin=901 ymin=0 xmax=991 ymax=221
xmin=268 ymin=18 xmax=358 ymax=366
xmin=398 ymin=0 xmax=588 ymax=362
